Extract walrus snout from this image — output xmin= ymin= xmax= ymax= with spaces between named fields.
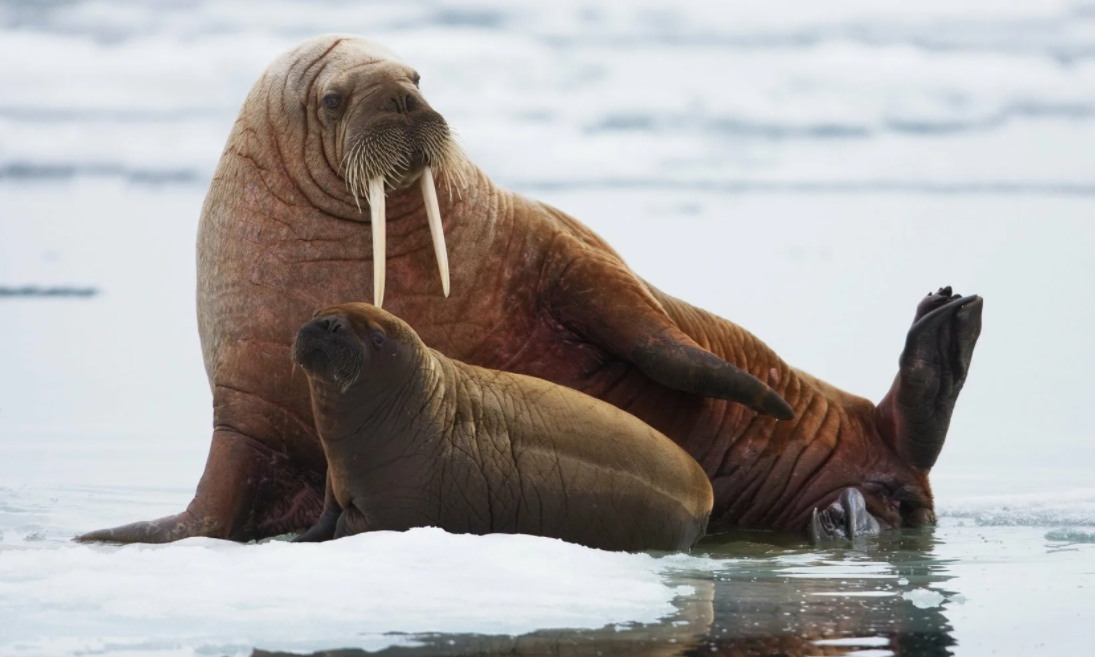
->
xmin=311 ymin=316 xmax=347 ymax=335
xmin=342 ymin=109 xmax=456 ymax=309
xmin=808 ymin=488 xmax=884 ymax=544
xmin=374 ymin=81 xmax=423 ymax=117
xmin=294 ymin=315 xmax=365 ymax=389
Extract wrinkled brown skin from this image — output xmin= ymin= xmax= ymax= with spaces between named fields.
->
xmin=78 ymin=35 xmax=982 ymax=544
xmin=291 ymin=303 xmax=713 ymax=552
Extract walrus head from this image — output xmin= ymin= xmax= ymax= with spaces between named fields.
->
xmin=250 ymin=35 xmax=466 ymax=308
xmin=293 ymin=302 xmax=422 ymax=398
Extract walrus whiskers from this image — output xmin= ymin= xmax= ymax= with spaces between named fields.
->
xmin=344 ymin=123 xmax=462 ymax=304
xmin=433 ymin=135 xmax=469 ymax=204
xmin=344 ymin=141 xmax=365 ymax=212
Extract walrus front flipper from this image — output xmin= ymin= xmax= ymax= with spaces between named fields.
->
xmin=292 ymin=473 xmax=341 ymax=543
xmin=875 ymin=287 xmax=983 ymax=472
xmin=77 ymin=426 xmax=322 ymax=544
xmin=549 ymin=246 xmax=793 ymax=420
xmin=75 ymin=510 xmax=209 ymax=544
xmin=631 ymin=328 xmax=795 ymax=420
xmin=292 ymin=511 xmax=339 ymax=542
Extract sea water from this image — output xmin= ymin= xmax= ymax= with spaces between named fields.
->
xmin=1 ymin=1 xmax=1094 ymax=655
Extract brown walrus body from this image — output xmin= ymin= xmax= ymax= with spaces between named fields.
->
xmin=79 ymin=34 xmax=982 ymax=544
xmin=291 ymin=303 xmax=713 ymax=552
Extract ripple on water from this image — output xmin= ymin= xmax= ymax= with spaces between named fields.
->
xmin=1045 ymin=529 xmax=1095 ymax=543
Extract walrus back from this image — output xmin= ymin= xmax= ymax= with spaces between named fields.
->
xmin=444 ymin=357 xmax=714 ymax=552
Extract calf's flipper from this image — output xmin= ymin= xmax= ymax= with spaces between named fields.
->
xmin=292 ymin=472 xmax=341 ymax=543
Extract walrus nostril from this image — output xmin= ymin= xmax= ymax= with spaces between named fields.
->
xmin=386 ymin=93 xmax=417 ymax=114
xmin=311 ymin=317 xmax=344 ymax=334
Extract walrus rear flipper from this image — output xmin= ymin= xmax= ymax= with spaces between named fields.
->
xmin=550 ymin=244 xmax=793 ymax=420
xmin=76 ymin=427 xmax=323 ymax=544
xmin=875 ymin=287 xmax=983 ymax=472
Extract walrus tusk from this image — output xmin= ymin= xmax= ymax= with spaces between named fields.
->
xmin=369 ymin=176 xmax=386 ymax=308
xmin=809 ymin=508 xmax=823 ymax=545
xmin=420 ymin=166 xmax=450 ymax=297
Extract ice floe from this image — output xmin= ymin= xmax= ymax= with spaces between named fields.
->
xmin=0 ymin=527 xmax=698 ymax=656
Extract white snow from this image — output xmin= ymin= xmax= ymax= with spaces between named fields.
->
xmin=0 ymin=528 xmax=695 ymax=656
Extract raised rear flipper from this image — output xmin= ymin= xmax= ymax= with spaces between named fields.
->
xmin=875 ymin=287 xmax=984 ymax=472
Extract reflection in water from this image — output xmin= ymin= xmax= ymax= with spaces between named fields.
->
xmin=255 ymin=529 xmax=957 ymax=657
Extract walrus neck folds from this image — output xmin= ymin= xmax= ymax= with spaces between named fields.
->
xmin=310 ymin=342 xmax=437 ymax=445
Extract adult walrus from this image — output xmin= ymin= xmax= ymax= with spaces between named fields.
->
xmin=291 ymin=303 xmax=713 ymax=551
xmin=78 ymin=34 xmax=982 ymax=544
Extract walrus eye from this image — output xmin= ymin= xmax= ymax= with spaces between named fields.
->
xmin=322 ymin=93 xmax=342 ymax=110
xmin=371 ymin=331 xmax=386 ymax=351
xmin=412 ymin=73 xmax=421 ymax=88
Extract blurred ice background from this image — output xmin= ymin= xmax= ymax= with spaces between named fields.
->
xmin=0 ymin=1 xmax=1094 ymax=655
xmin=2 ymin=0 xmax=1093 ymax=495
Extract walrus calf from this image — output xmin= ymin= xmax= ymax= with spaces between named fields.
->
xmin=291 ymin=303 xmax=713 ymax=552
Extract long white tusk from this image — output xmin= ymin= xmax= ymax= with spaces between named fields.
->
xmin=369 ymin=176 xmax=386 ymax=308
xmin=420 ymin=166 xmax=450 ymax=297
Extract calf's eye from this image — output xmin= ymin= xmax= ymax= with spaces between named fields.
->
xmin=322 ymin=93 xmax=342 ymax=109
xmin=371 ymin=331 xmax=386 ymax=351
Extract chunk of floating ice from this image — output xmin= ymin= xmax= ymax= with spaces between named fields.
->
xmin=0 ymin=528 xmax=692 ymax=656
xmin=814 ymin=637 xmax=890 ymax=647
xmin=901 ymin=588 xmax=947 ymax=609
